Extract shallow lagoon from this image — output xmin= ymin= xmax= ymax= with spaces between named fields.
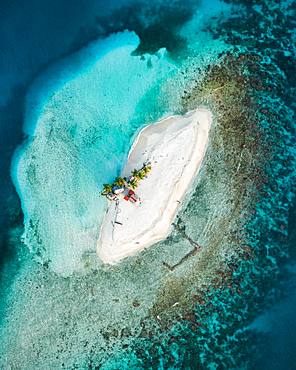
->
xmin=1 ymin=0 xmax=295 ymax=368
xmin=13 ymin=31 xmax=176 ymax=275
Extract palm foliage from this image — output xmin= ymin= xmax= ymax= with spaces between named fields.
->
xmin=143 ymin=164 xmax=152 ymax=173
xmin=129 ymin=179 xmax=138 ymax=189
xmin=114 ymin=177 xmax=125 ymax=187
xmin=101 ymin=183 xmax=112 ymax=195
xmin=132 ymin=169 xmax=140 ymax=179
xmin=138 ymin=169 xmax=146 ymax=179
xmin=101 ymin=163 xmax=152 ymax=198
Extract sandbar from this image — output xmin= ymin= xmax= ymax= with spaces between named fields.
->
xmin=97 ymin=108 xmax=212 ymax=264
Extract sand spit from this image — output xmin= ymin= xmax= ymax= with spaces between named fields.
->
xmin=97 ymin=108 xmax=212 ymax=264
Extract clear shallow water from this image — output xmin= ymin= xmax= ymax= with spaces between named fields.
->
xmin=0 ymin=0 xmax=295 ymax=369
xmin=12 ymin=0 xmax=229 ymax=277
xmin=12 ymin=31 xmax=176 ymax=275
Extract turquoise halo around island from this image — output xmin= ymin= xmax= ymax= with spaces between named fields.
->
xmin=12 ymin=31 xmax=177 ymax=276
xmin=11 ymin=0 xmax=230 ymax=277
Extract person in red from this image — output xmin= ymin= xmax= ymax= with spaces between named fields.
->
xmin=124 ymin=189 xmax=138 ymax=203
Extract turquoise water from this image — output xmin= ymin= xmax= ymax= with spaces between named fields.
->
xmin=12 ymin=31 xmax=177 ymax=275
xmin=1 ymin=0 xmax=295 ymax=368
xmin=12 ymin=0 xmax=230 ymax=278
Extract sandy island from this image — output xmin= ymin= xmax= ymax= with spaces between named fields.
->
xmin=97 ymin=108 xmax=212 ymax=264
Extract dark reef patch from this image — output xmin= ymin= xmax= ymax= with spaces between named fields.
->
xmin=0 ymin=0 xmax=295 ymax=368
xmin=64 ymin=2 xmax=296 ymax=368
xmin=116 ymin=1 xmax=295 ymax=367
xmin=0 ymin=0 xmax=119 ymax=279
xmin=95 ymin=0 xmax=200 ymax=56
xmin=124 ymin=52 xmax=275 ymax=368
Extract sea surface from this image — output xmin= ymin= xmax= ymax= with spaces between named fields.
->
xmin=0 ymin=0 xmax=295 ymax=369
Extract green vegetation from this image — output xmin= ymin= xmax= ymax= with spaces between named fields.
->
xmin=101 ymin=183 xmax=113 ymax=195
xmin=100 ymin=162 xmax=152 ymax=197
xmin=132 ymin=163 xmax=151 ymax=181
xmin=114 ymin=177 xmax=125 ymax=187
xmin=129 ymin=178 xmax=139 ymax=189
xmin=132 ymin=169 xmax=144 ymax=180
xmin=143 ymin=163 xmax=152 ymax=173
xmin=132 ymin=169 xmax=141 ymax=179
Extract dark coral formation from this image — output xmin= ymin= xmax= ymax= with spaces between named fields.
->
xmin=1 ymin=1 xmax=295 ymax=369
xmin=95 ymin=0 xmax=199 ymax=56
xmin=120 ymin=1 xmax=295 ymax=368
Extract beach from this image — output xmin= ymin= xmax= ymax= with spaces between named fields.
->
xmin=97 ymin=108 xmax=212 ymax=264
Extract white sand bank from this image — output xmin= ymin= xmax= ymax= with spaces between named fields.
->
xmin=97 ymin=108 xmax=212 ymax=264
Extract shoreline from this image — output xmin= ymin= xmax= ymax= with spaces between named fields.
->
xmin=97 ymin=108 xmax=212 ymax=264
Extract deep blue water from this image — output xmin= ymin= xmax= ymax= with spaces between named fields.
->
xmin=251 ymin=270 xmax=296 ymax=369
xmin=0 ymin=0 xmax=295 ymax=368
xmin=249 ymin=198 xmax=296 ymax=370
xmin=0 ymin=0 xmax=119 ymax=251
